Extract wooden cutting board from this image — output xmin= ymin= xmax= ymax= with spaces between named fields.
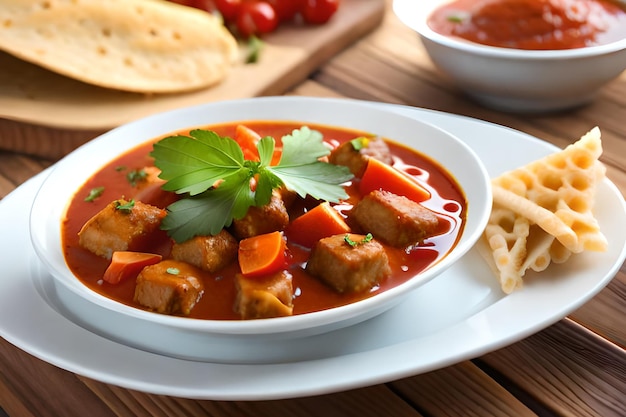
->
xmin=0 ymin=0 xmax=384 ymax=158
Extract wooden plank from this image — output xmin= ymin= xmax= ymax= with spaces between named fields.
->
xmin=0 ymin=120 xmax=105 ymax=162
xmin=478 ymin=319 xmax=626 ymax=417
xmin=0 ymin=339 xmax=115 ymax=417
xmin=320 ymin=41 xmax=626 ymax=181
xmin=570 ymin=268 xmax=626 ymax=349
xmin=0 ymin=173 xmax=16 ymax=200
xmin=389 ymin=362 xmax=538 ymax=417
xmin=80 ymin=378 xmax=424 ymax=417
xmin=0 ymin=153 xmax=50 ymax=198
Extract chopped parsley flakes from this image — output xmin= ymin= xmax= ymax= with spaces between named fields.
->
xmin=84 ymin=186 xmax=105 ymax=202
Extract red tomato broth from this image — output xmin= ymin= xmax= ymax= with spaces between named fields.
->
xmin=428 ymin=0 xmax=626 ymax=50
xmin=62 ymin=121 xmax=467 ymax=320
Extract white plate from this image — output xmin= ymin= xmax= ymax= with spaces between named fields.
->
xmin=1 ymin=102 xmax=624 ymax=400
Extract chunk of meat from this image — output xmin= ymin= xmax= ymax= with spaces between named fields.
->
xmin=351 ymin=190 xmax=441 ymax=248
xmin=306 ymin=233 xmax=391 ymax=293
xmin=329 ymin=136 xmax=393 ymax=178
xmin=275 ymin=185 xmax=298 ymax=210
xmin=231 ymin=191 xmax=289 ymax=239
xmin=171 ymin=229 xmax=238 ymax=273
xmin=133 ymin=260 xmax=204 ymax=315
xmin=78 ymin=199 xmax=166 ymax=259
xmin=234 ymin=271 xmax=294 ymax=319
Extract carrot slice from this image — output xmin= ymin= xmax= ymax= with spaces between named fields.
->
xmin=103 ymin=251 xmax=162 ymax=284
xmin=234 ymin=124 xmax=262 ymax=162
xmin=285 ymin=202 xmax=350 ymax=248
xmin=238 ymin=231 xmax=287 ymax=277
xmin=359 ymin=158 xmax=430 ymax=202
xmin=234 ymin=124 xmax=282 ymax=165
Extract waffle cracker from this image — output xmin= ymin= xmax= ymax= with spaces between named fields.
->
xmin=0 ymin=0 xmax=238 ymax=93
xmin=483 ymin=127 xmax=607 ymax=293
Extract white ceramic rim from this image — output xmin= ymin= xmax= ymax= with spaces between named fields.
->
xmin=393 ymin=0 xmax=626 ymax=60
xmin=29 ymin=96 xmax=491 ymax=336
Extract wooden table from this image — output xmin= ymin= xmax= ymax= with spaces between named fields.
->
xmin=1 ymin=1 xmax=624 ymax=416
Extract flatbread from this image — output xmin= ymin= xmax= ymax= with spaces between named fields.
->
xmin=0 ymin=0 xmax=239 ymax=93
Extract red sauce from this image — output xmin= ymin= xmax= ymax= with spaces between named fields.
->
xmin=61 ymin=121 xmax=467 ymax=320
xmin=428 ymin=0 xmax=626 ymax=50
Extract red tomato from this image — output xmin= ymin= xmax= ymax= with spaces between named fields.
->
xmin=302 ymin=0 xmax=339 ymax=24
xmin=215 ymin=0 xmax=242 ymax=22
xmin=265 ymin=0 xmax=305 ymax=21
xmin=236 ymin=1 xmax=279 ymax=37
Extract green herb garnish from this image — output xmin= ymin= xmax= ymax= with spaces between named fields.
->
xmin=350 ymin=136 xmax=370 ymax=151
xmin=84 ymin=186 xmax=105 ymax=202
xmin=151 ymin=127 xmax=354 ymax=242
xmin=446 ymin=11 xmax=468 ymax=23
xmin=246 ymin=35 xmax=264 ymax=64
xmin=114 ymin=199 xmax=135 ymax=212
xmin=126 ymin=169 xmax=148 ymax=187
xmin=344 ymin=233 xmax=373 ymax=247
xmin=166 ymin=267 xmax=180 ymax=275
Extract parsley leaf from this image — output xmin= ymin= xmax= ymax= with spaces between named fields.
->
xmin=126 ymin=169 xmax=148 ymax=186
xmin=277 ymin=127 xmax=329 ymax=165
xmin=152 ymin=130 xmax=246 ymax=196
xmin=84 ymin=186 xmax=104 ymax=202
xmin=151 ymin=127 xmax=353 ymax=242
xmin=115 ymin=199 xmax=135 ymax=212
xmin=344 ymin=233 xmax=373 ymax=247
xmin=446 ymin=12 xmax=469 ymax=23
xmin=246 ymin=35 xmax=264 ymax=64
xmin=265 ymin=127 xmax=352 ymax=202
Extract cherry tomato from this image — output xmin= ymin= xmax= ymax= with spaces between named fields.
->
xmin=236 ymin=1 xmax=279 ymax=37
xmin=302 ymin=0 xmax=339 ymax=24
xmin=265 ymin=0 xmax=305 ymax=21
xmin=215 ymin=0 xmax=242 ymax=22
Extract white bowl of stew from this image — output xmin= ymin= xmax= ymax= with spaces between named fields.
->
xmin=393 ymin=0 xmax=626 ymax=113
xmin=30 ymin=97 xmax=491 ymax=363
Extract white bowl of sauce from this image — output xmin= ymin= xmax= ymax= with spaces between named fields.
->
xmin=393 ymin=0 xmax=626 ymax=113
xmin=29 ymin=97 xmax=491 ymax=363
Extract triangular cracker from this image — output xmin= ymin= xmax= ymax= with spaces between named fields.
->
xmin=483 ymin=127 xmax=607 ymax=293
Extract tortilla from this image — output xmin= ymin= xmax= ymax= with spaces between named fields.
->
xmin=0 ymin=0 xmax=239 ymax=93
